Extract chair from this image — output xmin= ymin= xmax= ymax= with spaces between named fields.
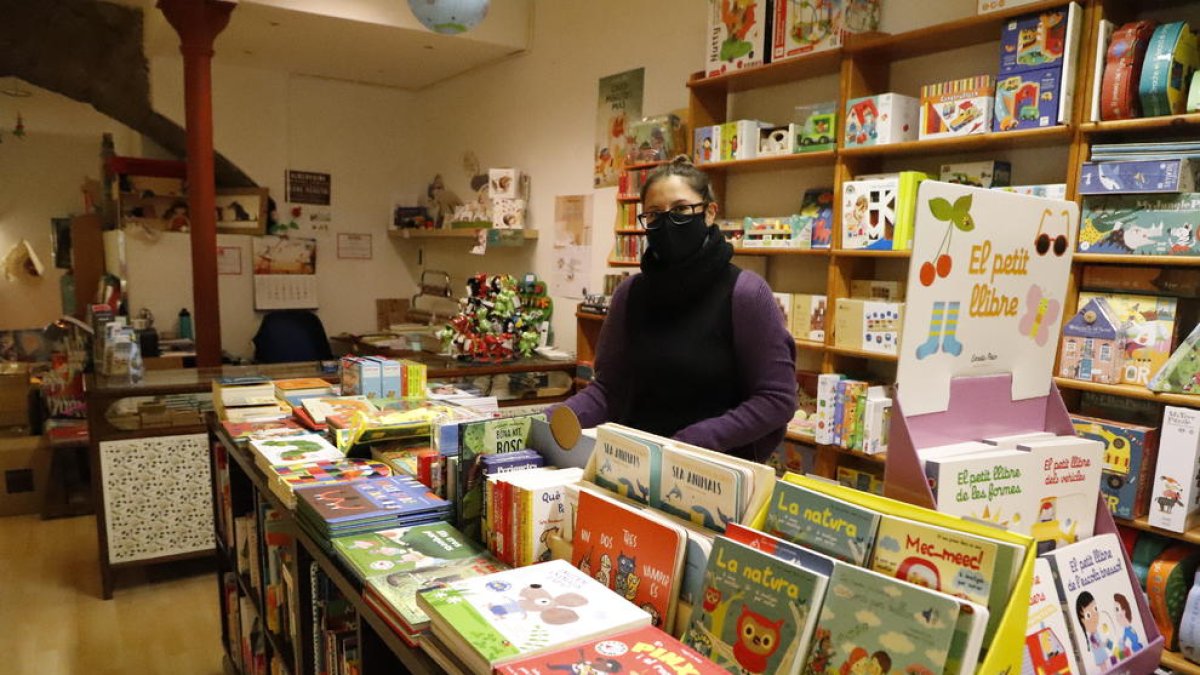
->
xmin=252 ymin=310 xmax=333 ymax=363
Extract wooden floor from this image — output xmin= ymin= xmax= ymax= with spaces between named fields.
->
xmin=0 ymin=514 xmax=223 ymax=675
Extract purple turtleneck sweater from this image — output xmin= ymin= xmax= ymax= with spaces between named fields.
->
xmin=563 ymin=271 xmax=797 ymax=462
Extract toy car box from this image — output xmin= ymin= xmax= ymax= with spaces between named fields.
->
xmin=994 ymin=67 xmax=1062 ymax=131
xmin=940 ymin=160 xmax=1012 ymax=188
xmin=920 ymin=75 xmax=994 ymax=140
xmin=1071 ymin=415 xmax=1159 ymax=520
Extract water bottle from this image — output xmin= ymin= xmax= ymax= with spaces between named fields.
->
xmin=178 ymin=308 xmax=193 ymax=341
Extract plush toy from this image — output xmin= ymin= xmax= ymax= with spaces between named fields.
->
xmin=440 ymin=273 xmax=553 ymax=362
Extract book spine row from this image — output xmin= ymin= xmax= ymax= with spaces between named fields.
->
xmin=612 ymin=234 xmax=646 ymax=262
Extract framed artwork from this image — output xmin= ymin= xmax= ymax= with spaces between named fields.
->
xmin=215 ymin=187 xmax=268 ymax=236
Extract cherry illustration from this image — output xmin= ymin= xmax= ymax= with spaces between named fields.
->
xmin=919 ymin=261 xmax=936 ymax=287
xmin=936 ymin=254 xmax=952 ymax=278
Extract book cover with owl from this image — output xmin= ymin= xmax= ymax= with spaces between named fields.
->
xmin=804 ymin=562 xmax=961 ymax=675
xmin=683 ymin=536 xmax=828 ymax=675
xmin=570 ymin=489 xmax=687 ymax=631
xmin=869 ymin=514 xmax=1021 ymax=643
xmin=593 ymin=423 xmax=663 ymax=505
xmin=1040 ymin=533 xmax=1148 ymax=675
xmin=764 ymin=479 xmax=880 ymax=565
xmin=1077 ymin=291 xmax=1179 ymax=386
xmin=415 ymin=560 xmax=652 ymax=672
xmin=656 ymin=446 xmax=746 ymax=533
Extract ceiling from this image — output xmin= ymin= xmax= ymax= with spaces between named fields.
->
xmin=117 ymin=0 xmax=532 ymax=90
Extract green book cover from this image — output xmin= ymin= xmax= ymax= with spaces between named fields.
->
xmin=367 ymin=554 xmax=507 ymax=630
xmin=456 ymin=414 xmax=544 ymax=541
xmin=803 ymin=564 xmax=960 ymax=675
xmin=765 ymin=479 xmax=879 ymax=565
xmin=892 ymin=171 xmax=930 ymax=251
xmin=332 ymin=521 xmax=483 ymax=579
xmin=592 ymin=424 xmax=662 ymax=505
xmin=682 ymin=536 xmax=828 ymax=675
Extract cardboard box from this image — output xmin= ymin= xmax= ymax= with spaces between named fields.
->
xmin=1080 ymin=193 xmax=1200 ymax=256
xmin=850 ymin=280 xmax=905 ymax=301
xmin=792 ymin=294 xmax=827 ymax=341
xmin=720 ymin=120 xmax=771 ymax=161
xmin=771 ymin=292 xmax=794 ymax=334
xmin=1079 ymin=159 xmax=1198 ymax=195
xmin=844 ymin=93 xmax=919 ymax=147
xmin=0 ymin=434 xmax=50 ymax=516
xmin=0 ymin=364 xmax=30 ymax=428
xmin=997 ymin=7 xmax=1070 ymax=75
xmin=994 ymin=67 xmax=1063 ymax=131
xmin=841 ymin=178 xmax=899 ymax=249
xmin=1072 ymin=415 xmax=1159 ymax=520
xmin=835 ymin=298 xmax=904 ymax=354
xmin=771 ymin=0 xmax=880 ymax=62
xmin=920 ymin=75 xmax=994 ymax=140
xmin=1147 ymin=406 xmax=1200 ymax=532
xmin=706 ymin=0 xmax=770 ymax=78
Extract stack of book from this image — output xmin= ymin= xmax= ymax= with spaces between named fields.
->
xmin=213 ymin=375 xmax=289 ymax=422
xmin=272 ymin=377 xmax=334 ymax=408
xmin=814 ymin=373 xmax=893 ymax=454
xmin=294 ymin=475 xmax=451 ymax=539
xmin=331 ymin=521 xmax=506 ymax=646
xmin=248 ymin=433 xmax=343 ymax=473
xmin=485 ymin=465 xmax=583 ymax=567
xmin=267 ymin=457 xmax=394 ymax=509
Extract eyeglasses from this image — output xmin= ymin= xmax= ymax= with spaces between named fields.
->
xmin=638 ymin=202 xmax=708 ymax=230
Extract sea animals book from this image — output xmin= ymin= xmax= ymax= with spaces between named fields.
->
xmin=1024 ymin=557 xmax=1084 ymax=675
xmin=1041 ymin=533 xmax=1149 ymax=674
xmin=764 ymin=478 xmax=880 ymax=565
xmin=683 ymin=536 xmax=829 ymax=675
xmin=802 ymin=562 xmax=961 ymax=675
xmin=656 ymin=445 xmax=745 ymax=533
xmin=570 ymin=488 xmax=687 ymax=630
xmin=415 ymin=559 xmax=651 ymax=672
xmin=593 ymin=422 xmax=662 ymax=505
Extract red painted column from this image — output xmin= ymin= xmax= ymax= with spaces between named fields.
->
xmin=158 ymin=0 xmax=235 ymax=368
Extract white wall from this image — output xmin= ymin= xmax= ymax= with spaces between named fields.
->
xmin=0 ymin=84 xmax=145 ymax=331
xmin=148 ymin=60 xmax=425 ymax=358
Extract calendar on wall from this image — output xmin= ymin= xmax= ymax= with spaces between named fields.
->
xmin=253 ymin=274 xmax=318 ymax=310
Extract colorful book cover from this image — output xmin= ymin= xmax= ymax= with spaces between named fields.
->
xmin=332 ymin=521 xmax=486 ymax=579
xmin=892 ymin=171 xmax=930 ymax=250
xmin=1079 ymin=193 xmax=1200 ymax=257
xmin=249 ymin=433 xmax=342 ymax=469
xmin=457 ymin=414 xmax=543 ymax=542
xmin=1041 ymin=533 xmax=1149 ymax=674
xmin=302 ymin=395 xmax=377 ymax=424
xmin=656 ymin=446 xmax=744 ymax=533
xmin=367 ymin=554 xmax=507 ymax=634
xmin=416 ymin=559 xmax=651 ymax=671
xmin=1071 ymin=415 xmax=1160 ymax=520
xmin=570 ymin=488 xmax=686 ymax=630
xmin=296 ymin=476 xmax=448 ymax=525
xmin=814 ymin=374 xmax=842 ymax=445
xmin=222 ymin=418 xmax=305 ymax=442
xmin=870 ymin=514 xmax=1013 ymax=642
xmin=924 ymin=449 xmax=1036 ymax=536
xmin=1024 ymin=557 xmax=1084 ymax=675
xmin=841 ymin=178 xmax=899 ymax=250
xmin=1077 ymin=291 xmax=1178 ymax=386
xmin=1147 ymin=405 xmax=1200 ymax=533
xmin=593 ymin=423 xmax=661 ymax=505
xmin=765 ymin=479 xmax=879 ymax=565
xmin=1020 ymin=437 xmax=1104 ymax=552
xmin=512 ymin=468 xmax=584 ymax=567
xmin=496 ymin=625 xmax=726 ymax=675
xmin=705 ymin=0 xmax=769 ymax=78
xmin=998 ymin=7 xmax=1069 ymax=75
xmin=897 ymin=184 xmax=1077 ymax=417
xmin=682 ymin=536 xmax=828 ymax=675
xmin=803 ymin=563 xmax=961 ymax=675
xmin=801 ymin=188 xmax=834 ymax=249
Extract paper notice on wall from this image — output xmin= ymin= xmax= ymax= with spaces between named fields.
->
xmin=552 ymin=245 xmax=591 ymax=300
xmin=253 ymin=274 xmax=318 ymax=310
xmin=554 ymin=194 xmax=592 ymax=248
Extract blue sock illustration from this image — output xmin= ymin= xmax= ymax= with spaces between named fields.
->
xmin=941 ymin=301 xmax=963 ymax=356
xmin=915 ymin=302 xmax=945 ymax=360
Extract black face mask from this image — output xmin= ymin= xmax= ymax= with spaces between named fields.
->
xmin=646 ymin=213 xmax=709 ymax=265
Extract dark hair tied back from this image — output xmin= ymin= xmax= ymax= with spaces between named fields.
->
xmin=639 ymin=154 xmax=718 ymax=204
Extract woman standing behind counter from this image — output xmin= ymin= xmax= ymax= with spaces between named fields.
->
xmin=561 ymin=156 xmax=797 ymax=462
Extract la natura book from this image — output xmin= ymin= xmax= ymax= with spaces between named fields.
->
xmin=415 ymin=559 xmax=650 ymax=672
xmin=764 ymin=478 xmax=880 ymax=565
xmin=682 ymin=535 xmax=829 ymax=675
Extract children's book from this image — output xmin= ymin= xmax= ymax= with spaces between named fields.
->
xmin=570 ymin=488 xmax=687 ymax=631
xmin=869 ymin=513 xmax=1019 ymax=642
xmin=416 ymin=559 xmax=651 ymax=673
xmin=456 ymin=414 xmax=544 ymax=542
xmin=267 ymin=458 xmax=392 ymax=509
xmin=296 ymin=475 xmax=449 ymax=535
xmin=592 ymin=423 xmax=662 ymax=505
xmin=655 ymin=445 xmax=746 ymax=533
xmin=332 ymin=521 xmax=487 ymax=580
xmin=803 ymin=562 xmax=963 ymax=675
xmin=1041 ymin=533 xmax=1150 ymax=674
xmin=1024 ymin=557 xmax=1084 ymax=675
xmin=249 ymin=433 xmax=342 ymax=471
xmin=764 ymin=479 xmax=880 ymax=565
xmin=841 ymin=178 xmax=899 ymax=250
xmin=682 ymin=536 xmax=828 ymax=675
xmin=1077 ymin=291 xmax=1178 ymax=386
xmin=801 ymin=188 xmax=834 ymax=249
xmin=1020 ymin=436 xmax=1104 ymax=552
xmin=924 ymin=449 xmax=1036 ymax=535
xmin=1147 ymin=405 xmax=1200 ymax=532
xmin=495 ymin=625 xmax=726 ymax=675
xmin=222 ymin=418 xmax=306 ymax=443
xmin=1071 ymin=415 xmax=1160 ymax=520
xmin=301 ymin=395 xmax=377 ymax=424
xmin=505 ymin=468 xmax=585 ymax=567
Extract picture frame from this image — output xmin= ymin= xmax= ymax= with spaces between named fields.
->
xmin=215 ymin=187 xmax=269 ymax=236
